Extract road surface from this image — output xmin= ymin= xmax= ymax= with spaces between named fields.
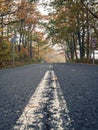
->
xmin=0 ymin=63 xmax=98 ymax=130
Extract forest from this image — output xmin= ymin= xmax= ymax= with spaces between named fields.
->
xmin=0 ymin=0 xmax=98 ymax=67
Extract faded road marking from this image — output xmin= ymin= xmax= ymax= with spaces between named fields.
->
xmin=13 ymin=71 xmax=74 ymax=130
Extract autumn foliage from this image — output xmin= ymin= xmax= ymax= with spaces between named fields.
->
xmin=0 ymin=0 xmax=46 ymax=67
xmin=45 ymin=0 xmax=98 ymax=61
xmin=0 ymin=0 xmax=98 ymax=67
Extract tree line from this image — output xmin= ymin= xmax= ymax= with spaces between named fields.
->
xmin=45 ymin=0 xmax=98 ymax=62
xmin=0 ymin=0 xmax=46 ymax=66
xmin=0 ymin=0 xmax=98 ymax=66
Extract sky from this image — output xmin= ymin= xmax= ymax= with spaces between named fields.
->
xmin=37 ymin=0 xmax=53 ymax=15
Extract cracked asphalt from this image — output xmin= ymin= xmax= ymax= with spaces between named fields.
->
xmin=0 ymin=63 xmax=98 ymax=130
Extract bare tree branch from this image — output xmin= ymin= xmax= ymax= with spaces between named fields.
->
xmin=80 ymin=0 xmax=98 ymax=19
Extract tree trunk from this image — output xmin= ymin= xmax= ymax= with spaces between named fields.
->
xmin=86 ymin=3 xmax=90 ymax=60
xmin=73 ymin=33 xmax=78 ymax=60
xmin=77 ymin=15 xmax=85 ymax=60
xmin=1 ymin=14 xmax=4 ymax=37
xmin=30 ymin=41 xmax=32 ymax=58
xmin=18 ymin=20 xmax=23 ymax=52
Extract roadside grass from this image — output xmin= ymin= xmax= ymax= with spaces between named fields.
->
xmin=0 ymin=46 xmax=53 ymax=69
xmin=70 ymin=58 xmax=98 ymax=65
xmin=0 ymin=61 xmax=36 ymax=69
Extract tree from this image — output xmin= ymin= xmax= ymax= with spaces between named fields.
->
xmin=45 ymin=0 xmax=98 ymax=61
xmin=0 ymin=0 xmax=44 ymax=65
xmin=80 ymin=0 xmax=98 ymax=19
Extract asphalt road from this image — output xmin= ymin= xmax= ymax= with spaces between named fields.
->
xmin=0 ymin=64 xmax=49 ymax=130
xmin=54 ymin=63 xmax=98 ymax=130
xmin=0 ymin=63 xmax=98 ymax=130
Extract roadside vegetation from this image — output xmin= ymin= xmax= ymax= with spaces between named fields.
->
xmin=0 ymin=0 xmax=98 ymax=68
xmin=0 ymin=0 xmax=48 ymax=68
xmin=45 ymin=0 xmax=98 ymax=63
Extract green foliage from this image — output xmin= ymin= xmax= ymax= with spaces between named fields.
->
xmin=29 ymin=0 xmax=38 ymax=3
xmin=0 ymin=38 xmax=12 ymax=63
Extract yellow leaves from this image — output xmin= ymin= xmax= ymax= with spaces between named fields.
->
xmin=0 ymin=27 xmax=3 ymax=33
xmin=0 ymin=37 xmax=11 ymax=62
xmin=0 ymin=0 xmax=9 ymax=14
xmin=0 ymin=6 xmax=8 ymax=12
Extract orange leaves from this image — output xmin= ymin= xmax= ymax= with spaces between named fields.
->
xmin=16 ymin=1 xmax=42 ymax=27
